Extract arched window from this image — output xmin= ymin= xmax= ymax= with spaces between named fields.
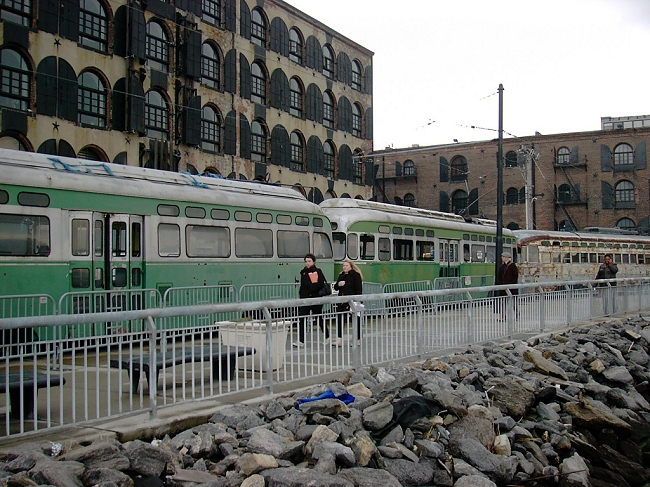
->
xmin=1 ymin=0 xmax=31 ymax=26
xmin=557 ymin=183 xmax=572 ymax=203
xmin=251 ymin=62 xmax=266 ymax=104
xmin=0 ymin=48 xmax=31 ymax=111
xmin=201 ymin=42 xmax=220 ymax=89
xmin=250 ymin=7 xmax=267 ymax=47
xmin=251 ymin=119 xmax=267 ymax=162
xmin=0 ymin=136 xmax=28 ymax=150
xmin=617 ymin=218 xmax=636 ymax=232
xmin=557 ymin=147 xmax=570 ymax=165
xmin=202 ymin=0 xmax=221 ymax=26
xmin=78 ymin=146 xmax=105 ymax=161
xmin=146 ymin=20 xmax=170 ymax=72
xmin=505 ymin=150 xmax=518 ymax=168
xmin=452 ymin=190 xmax=468 ymax=214
xmin=614 ymin=143 xmax=633 ymax=167
xmin=200 ymin=105 xmax=221 ymax=153
xmin=289 ymin=28 xmax=303 ymax=64
xmin=615 ymin=180 xmax=635 ymax=206
xmin=144 ymin=90 xmax=169 ymax=140
xmin=79 ymin=0 xmax=108 ymax=52
xmin=77 ymin=71 xmax=107 ymax=128
xmin=290 ymin=131 xmax=304 ymax=171
xmin=323 ymin=140 xmax=335 ymax=179
xmin=323 ymin=91 xmax=334 ymax=128
xmin=351 ymin=60 xmax=362 ymax=91
xmin=450 ymin=155 xmax=467 ymax=181
xmin=506 ymin=187 xmax=518 ymax=205
xmin=404 ymin=193 xmax=415 ymax=207
xmin=507 ymin=222 xmax=520 ymax=230
xmin=289 ymin=77 xmax=303 ymax=117
xmin=322 ymin=45 xmax=334 ymax=79
xmin=353 ymin=149 xmax=363 ymax=184
xmin=351 ymin=103 xmax=361 ymax=137
xmin=403 ymin=159 xmax=415 ymax=176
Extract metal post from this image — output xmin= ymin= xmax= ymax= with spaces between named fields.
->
xmin=495 ymin=84 xmax=504 ymax=281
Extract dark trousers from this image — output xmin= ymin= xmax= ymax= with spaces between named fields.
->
xmin=336 ymin=304 xmax=360 ymax=340
xmin=298 ymin=304 xmax=328 ymax=342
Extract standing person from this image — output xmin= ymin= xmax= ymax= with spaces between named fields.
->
xmin=295 ymin=253 xmax=330 ymax=347
xmin=596 ymin=253 xmax=618 ymax=315
xmin=496 ymin=251 xmax=518 ymax=321
xmin=333 ymin=260 xmax=363 ymax=347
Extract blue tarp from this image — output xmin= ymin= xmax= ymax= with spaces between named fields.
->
xmin=297 ymin=390 xmax=355 ymax=409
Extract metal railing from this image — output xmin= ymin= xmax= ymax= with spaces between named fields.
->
xmin=1 ymin=277 xmax=648 ymax=439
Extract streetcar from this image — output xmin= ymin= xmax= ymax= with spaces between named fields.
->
xmin=0 ymin=149 xmax=334 ymax=315
xmin=513 ymin=229 xmax=650 ymax=284
xmin=320 ymin=199 xmax=517 ymax=289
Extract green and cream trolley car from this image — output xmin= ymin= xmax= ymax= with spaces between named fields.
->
xmin=0 ymin=149 xmax=333 ymax=318
xmin=320 ymin=199 xmax=516 ymax=287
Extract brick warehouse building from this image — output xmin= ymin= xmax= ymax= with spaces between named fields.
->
xmin=0 ymin=0 xmax=373 ymax=200
xmin=369 ymin=126 xmax=650 ymax=233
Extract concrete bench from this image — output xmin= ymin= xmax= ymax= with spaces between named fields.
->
xmin=109 ymin=346 xmax=255 ymax=394
xmin=0 ymin=372 xmax=66 ymax=419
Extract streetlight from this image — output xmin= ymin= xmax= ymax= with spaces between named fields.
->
xmin=495 ymin=84 xmax=504 ymax=282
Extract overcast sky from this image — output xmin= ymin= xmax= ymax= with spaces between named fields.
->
xmin=286 ymin=0 xmax=650 ymax=150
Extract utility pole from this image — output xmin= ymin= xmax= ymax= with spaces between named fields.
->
xmin=495 ymin=84 xmax=504 ymax=282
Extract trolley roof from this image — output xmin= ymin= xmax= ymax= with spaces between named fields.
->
xmin=320 ymin=198 xmax=513 ymax=236
xmin=1 ymin=149 xmax=322 ymax=215
xmin=513 ymin=229 xmax=650 ymax=246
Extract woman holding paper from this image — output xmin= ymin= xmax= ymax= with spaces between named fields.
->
xmin=295 ymin=253 xmax=330 ymax=347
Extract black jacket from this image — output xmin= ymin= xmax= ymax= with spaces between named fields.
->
xmin=333 ymin=269 xmax=363 ymax=297
xmin=299 ymin=265 xmax=326 ymax=298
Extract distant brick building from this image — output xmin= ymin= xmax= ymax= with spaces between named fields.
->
xmin=0 ymin=0 xmax=373 ymax=200
xmin=370 ymin=126 xmax=650 ymax=233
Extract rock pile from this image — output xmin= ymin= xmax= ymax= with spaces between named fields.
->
xmin=3 ymin=315 xmax=650 ymax=487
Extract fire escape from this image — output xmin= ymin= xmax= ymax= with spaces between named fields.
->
xmin=553 ymin=148 xmax=587 ymax=231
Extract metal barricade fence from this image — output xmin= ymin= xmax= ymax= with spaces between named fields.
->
xmin=58 ymin=290 xmax=162 ymax=342
xmin=1 ymin=277 xmax=650 ymax=439
xmin=0 ymin=295 xmax=56 ymax=344
xmin=162 ymin=285 xmax=238 ymax=330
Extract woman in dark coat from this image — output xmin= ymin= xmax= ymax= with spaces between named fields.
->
xmin=333 ymin=259 xmax=363 ymax=346
xmin=296 ymin=253 xmax=329 ymax=347
xmin=496 ymin=251 xmax=518 ymax=320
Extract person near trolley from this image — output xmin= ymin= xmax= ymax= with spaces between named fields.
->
xmin=496 ymin=251 xmax=519 ymax=320
xmin=295 ymin=253 xmax=330 ymax=347
xmin=595 ymin=253 xmax=618 ymax=315
xmin=333 ymin=259 xmax=363 ymax=347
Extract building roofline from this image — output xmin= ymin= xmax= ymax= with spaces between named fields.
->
xmin=272 ymin=0 xmax=374 ymax=56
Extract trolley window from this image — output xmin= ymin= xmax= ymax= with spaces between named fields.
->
xmin=471 ymin=244 xmax=485 ymax=262
xmin=158 ymin=204 xmax=180 ymax=217
xmin=158 ymin=223 xmax=181 ymax=257
xmin=132 ymin=222 xmax=141 ymax=257
xmin=0 ymin=190 xmax=8 ymax=204
xmin=211 ymin=209 xmax=230 ymax=220
xmin=417 ymin=241 xmax=435 ymax=260
xmin=112 ymin=221 xmax=127 ymax=257
xmin=378 ymin=238 xmax=390 ymax=261
xmin=72 ymin=219 xmax=90 ymax=256
xmin=186 ymin=225 xmax=230 ymax=257
xmin=235 ymin=228 xmax=272 ymax=257
xmin=71 ymin=268 xmax=90 ymax=288
xmin=257 ymin=212 xmax=272 ymax=224
xmin=378 ymin=225 xmax=390 ymax=234
xmin=235 ymin=211 xmax=252 ymax=222
xmin=186 ymin=206 xmax=206 ymax=219
xmin=426 ymin=230 xmax=434 ymax=237
xmin=94 ymin=220 xmax=103 ymax=257
xmin=0 ymin=214 xmax=50 ymax=256
xmin=295 ymin=216 xmax=309 ymax=226
xmin=314 ymin=232 xmax=333 ymax=259
xmin=360 ymin=234 xmax=375 ymax=260
xmin=485 ymin=246 xmax=496 ymax=263
xmin=313 ymin=217 xmax=324 ymax=228
xmin=18 ymin=192 xmax=49 ymax=207
xmin=277 ymin=214 xmax=292 ymax=225
xmin=527 ymin=245 xmax=539 ymax=263
xmin=332 ymin=232 xmax=347 ymax=260
xmin=415 ymin=229 xmax=424 ymax=237
xmin=393 ymin=227 xmax=402 ymax=235
xmin=393 ymin=239 xmax=413 ymax=260
xmin=278 ymin=230 xmax=309 ymax=257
